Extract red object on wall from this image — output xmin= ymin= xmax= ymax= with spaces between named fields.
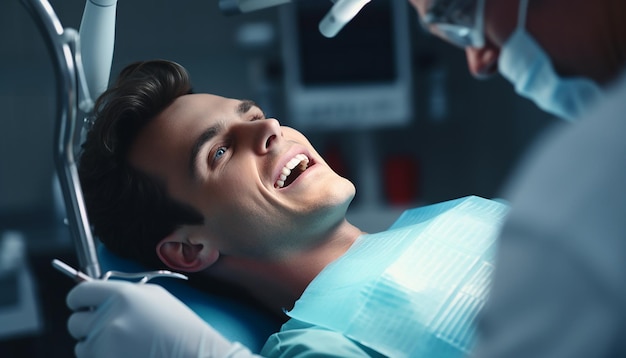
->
xmin=384 ymin=155 xmax=419 ymax=206
xmin=324 ymin=144 xmax=348 ymax=179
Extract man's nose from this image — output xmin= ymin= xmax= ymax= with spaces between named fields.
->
xmin=236 ymin=118 xmax=282 ymax=154
xmin=465 ymin=45 xmax=500 ymax=79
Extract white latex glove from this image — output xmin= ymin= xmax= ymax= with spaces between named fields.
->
xmin=66 ymin=280 xmax=261 ymax=358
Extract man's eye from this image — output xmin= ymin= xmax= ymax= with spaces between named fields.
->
xmin=207 ymin=145 xmax=229 ymax=170
xmin=250 ymin=114 xmax=265 ymax=121
xmin=214 ymin=146 xmax=227 ymax=160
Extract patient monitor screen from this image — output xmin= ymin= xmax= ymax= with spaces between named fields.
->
xmin=295 ymin=1 xmax=396 ymax=85
xmin=281 ymin=0 xmax=412 ymax=130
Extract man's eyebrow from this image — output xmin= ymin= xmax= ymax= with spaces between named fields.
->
xmin=237 ymin=99 xmax=258 ymax=115
xmin=189 ymin=125 xmax=219 ymax=180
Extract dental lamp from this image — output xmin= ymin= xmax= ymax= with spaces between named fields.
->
xmin=219 ymin=0 xmax=370 ymax=38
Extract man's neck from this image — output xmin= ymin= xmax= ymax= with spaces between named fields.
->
xmin=207 ymin=219 xmax=364 ymax=316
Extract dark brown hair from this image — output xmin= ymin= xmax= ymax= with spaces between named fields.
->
xmin=79 ymin=60 xmax=203 ymax=268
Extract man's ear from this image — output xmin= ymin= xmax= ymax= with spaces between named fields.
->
xmin=156 ymin=225 xmax=219 ymax=272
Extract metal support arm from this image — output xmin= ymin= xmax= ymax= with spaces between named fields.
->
xmin=20 ymin=0 xmax=102 ymax=278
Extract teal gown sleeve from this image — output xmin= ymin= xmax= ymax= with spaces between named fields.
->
xmin=261 ymin=319 xmax=385 ymax=358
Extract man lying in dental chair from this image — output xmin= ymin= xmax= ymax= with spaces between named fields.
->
xmin=67 ymin=59 xmax=508 ymax=357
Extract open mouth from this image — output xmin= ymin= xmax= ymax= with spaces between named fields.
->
xmin=275 ymin=154 xmax=311 ymax=189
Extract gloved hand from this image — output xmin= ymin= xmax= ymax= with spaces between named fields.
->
xmin=66 ymin=280 xmax=261 ymax=358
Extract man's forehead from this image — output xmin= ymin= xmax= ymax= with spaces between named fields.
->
xmin=165 ymin=93 xmax=255 ymax=118
xmin=167 ymin=93 xmax=226 ymax=112
xmin=127 ymin=96 xmax=212 ymax=174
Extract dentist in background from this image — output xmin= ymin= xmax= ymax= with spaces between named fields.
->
xmin=410 ymin=0 xmax=626 ymax=357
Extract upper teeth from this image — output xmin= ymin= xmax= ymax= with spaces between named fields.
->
xmin=275 ymin=154 xmax=309 ymax=188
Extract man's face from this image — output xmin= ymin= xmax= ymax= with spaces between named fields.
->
xmin=130 ymin=94 xmax=356 ymax=259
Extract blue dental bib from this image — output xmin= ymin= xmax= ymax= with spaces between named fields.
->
xmin=287 ymin=196 xmax=509 ymax=357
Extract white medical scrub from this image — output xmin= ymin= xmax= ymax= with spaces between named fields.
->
xmin=474 ymin=72 xmax=626 ymax=358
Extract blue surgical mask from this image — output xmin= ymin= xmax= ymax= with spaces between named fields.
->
xmin=498 ymin=0 xmax=603 ymax=120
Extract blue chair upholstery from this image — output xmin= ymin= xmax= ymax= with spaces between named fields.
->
xmin=97 ymin=245 xmax=281 ymax=353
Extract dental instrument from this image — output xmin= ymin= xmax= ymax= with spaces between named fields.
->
xmin=52 ymin=259 xmax=93 ymax=282
xmin=52 ymin=258 xmax=188 ymax=284
xmin=318 ymin=0 xmax=371 ymax=38
xmin=421 ymin=0 xmax=486 ymax=49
